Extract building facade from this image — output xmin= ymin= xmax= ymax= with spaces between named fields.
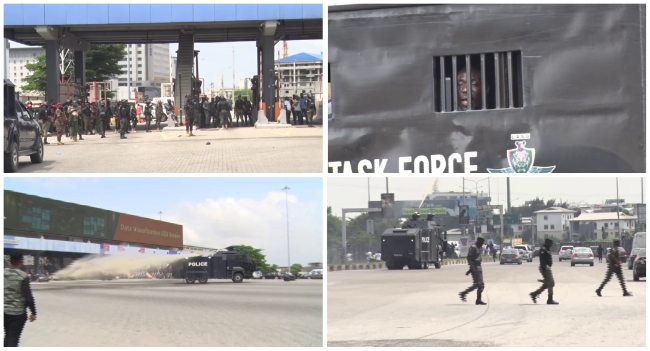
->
xmin=570 ymin=213 xmax=637 ymax=240
xmin=7 ymin=47 xmax=46 ymax=94
xmin=275 ymin=52 xmax=323 ymax=97
xmin=534 ymin=207 xmax=576 ymax=242
xmin=116 ymin=43 xmax=170 ymax=99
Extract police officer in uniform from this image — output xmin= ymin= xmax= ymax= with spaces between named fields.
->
xmin=218 ymin=97 xmax=230 ymax=130
xmin=119 ymin=100 xmax=130 ymax=139
xmin=144 ymin=100 xmax=153 ymax=132
xmin=104 ymin=98 xmax=113 ymax=132
xmin=98 ymin=101 xmax=109 ymax=138
xmin=596 ymin=239 xmax=633 ymax=297
xmin=243 ymin=96 xmax=252 ymax=126
xmin=68 ymin=101 xmax=81 ymax=142
xmin=201 ymin=96 xmax=210 ymax=128
xmin=459 ymin=236 xmax=487 ymax=305
xmin=306 ymin=93 xmax=316 ymax=127
xmin=530 ymin=238 xmax=559 ymax=304
xmin=155 ymin=100 xmax=164 ymax=132
xmin=4 ymin=253 xmax=37 ymax=347
xmin=130 ymin=103 xmax=138 ymax=133
xmin=185 ymin=98 xmax=196 ymax=136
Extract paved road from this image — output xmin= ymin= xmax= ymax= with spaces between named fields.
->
xmin=22 ymin=279 xmax=322 ymax=347
xmin=327 ymin=258 xmax=645 ymax=347
xmin=16 ymin=124 xmax=322 ymax=173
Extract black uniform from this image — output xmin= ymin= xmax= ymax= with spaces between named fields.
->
xmin=530 ymin=245 xmax=556 ymax=303
xmin=99 ymin=104 xmax=109 ymax=137
xmin=460 ymin=244 xmax=486 ymax=304
xmin=597 ymin=245 xmax=631 ymax=296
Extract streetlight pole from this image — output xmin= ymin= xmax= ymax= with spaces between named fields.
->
xmin=282 ymin=186 xmax=291 ymax=271
xmin=158 ymin=211 xmax=163 ymax=220
xmin=616 ymin=178 xmax=621 ymax=238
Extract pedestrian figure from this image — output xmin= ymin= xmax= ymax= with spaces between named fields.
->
xmin=306 ymin=93 xmax=316 ymax=127
xmin=68 ymin=101 xmax=81 ymax=142
xmin=596 ymin=239 xmax=632 ymax=297
xmin=530 ymin=238 xmax=559 ymax=304
xmin=52 ymin=106 xmax=66 ymax=145
xmin=144 ymin=100 xmax=153 ymax=133
xmin=4 ymin=253 xmax=37 ymax=347
xmin=155 ymin=101 xmax=163 ymax=132
xmin=597 ymin=245 xmax=603 ymax=263
xmin=235 ymin=96 xmax=245 ymax=127
xmin=98 ymin=101 xmax=109 ymax=138
xmin=459 ymin=236 xmax=487 ymax=305
xmin=492 ymin=247 xmax=497 ymax=262
xmin=119 ymin=100 xmax=129 ymax=139
xmin=130 ymin=103 xmax=138 ymax=133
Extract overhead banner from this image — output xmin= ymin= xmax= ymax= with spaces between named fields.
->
xmin=4 ymin=190 xmax=183 ymax=248
xmin=369 ymin=198 xmax=476 ymax=218
xmin=328 ymin=4 xmax=645 ymax=173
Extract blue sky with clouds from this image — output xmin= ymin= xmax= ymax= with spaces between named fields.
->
xmin=4 ymin=177 xmax=323 ymax=266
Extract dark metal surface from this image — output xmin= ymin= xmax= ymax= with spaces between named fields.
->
xmin=328 ymin=4 xmax=646 ymax=173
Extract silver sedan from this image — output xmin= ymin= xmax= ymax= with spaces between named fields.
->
xmin=570 ymin=247 xmax=594 ymax=266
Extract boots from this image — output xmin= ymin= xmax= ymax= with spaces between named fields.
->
xmin=547 ymin=294 xmax=559 ymax=304
xmin=623 ymin=291 xmax=633 ymax=296
xmin=73 ymin=136 xmax=78 ymax=142
xmin=79 ymin=135 xmax=84 ymax=140
xmin=459 ymin=292 xmax=467 ymax=302
xmin=189 ymin=131 xmax=195 ymax=137
xmin=596 ymin=288 xmax=602 ymax=297
xmin=44 ymin=139 xmax=50 ymax=145
xmin=529 ymin=292 xmax=539 ymax=304
xmin=476 ymin=291 xmax=487 ymax=305
xmin=57 ymin=141 xmax=64 ymax=145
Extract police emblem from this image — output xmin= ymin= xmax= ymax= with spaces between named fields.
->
xmin=487 ymin=141 xmax=556 ymax=173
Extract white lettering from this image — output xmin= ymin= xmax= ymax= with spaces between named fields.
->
xmin=398 ymin=156 xmax=412 ymax=173
xmin=329 ymin=161 xmax=342 ymax=173
xmin=464 ymin=152 xmax=478 ymax=173
xmin=448 ymin=153 xmax=462 ymax=173
xmin=358 ymin=159 xmax=372 ymax=173
xmin=431 ymin=155 xmax=446 ymax=173
xmin=342 ymin=161 xmax=352 ymax=173
xmin=413 ymin=156 xmax=429 ymax=173
xmin=188 ymin=262 xmax=208 ymax=267
xmin=374 ymin=159 xmax=388 ymax=173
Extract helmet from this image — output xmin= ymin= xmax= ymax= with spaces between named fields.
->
xmin=167 ymin=99 xmax=172 ymax=104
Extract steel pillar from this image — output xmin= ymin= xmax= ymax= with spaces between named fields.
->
xmin=260 ymin=21 xmax=277 ymax=121
xmin=45 ymin=40 xmax=60 ymax=103
xmin=176 ymin=33 xmax=194 ymax=122
xmin=74 ymin=51 xmax=85 ymax=86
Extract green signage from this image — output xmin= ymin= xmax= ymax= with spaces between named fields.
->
xmin=493 ymin=214 xmax=520 ymax=225
xmin=403 ymin=207 xmax=448 ymax=216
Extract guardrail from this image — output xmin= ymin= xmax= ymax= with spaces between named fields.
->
xmin=328 ymin=255 xmax=497 ymax=271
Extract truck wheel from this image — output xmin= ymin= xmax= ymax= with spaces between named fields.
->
xmin=434 ymin=262 xmax=441 ymax=269
xmin=423 ymin=262 xmax=429 ymax=269
xmin=232 ymin=273 xmax=243 ymax=283
xmin=4 ymin=140 xmax=18 ymax=173
xmin=30 ymin=137 xmax=44 ymax=164
xmin=198 ymin=278 xmax=208 ymax=284
xmin=186 ymin=278 xmax=196 ymax=284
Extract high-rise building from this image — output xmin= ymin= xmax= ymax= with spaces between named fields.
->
xmin=7 ymin=47 xmax=46 ymax=93
xmin=239 ymin=78 xmax=252 ymax=90
xmin=275 ymin=53 xmax=323 ymax=97
xmin=116 ymin=43 xmax=170 ymax=99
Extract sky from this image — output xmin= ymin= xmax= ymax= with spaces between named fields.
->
xmin=9 ymin=39 xmax=323 ymax=90
xmin=328 ymin=177 xmax=646 ymax=218
xmin=4 ymin=177 xmax=323 ymax=266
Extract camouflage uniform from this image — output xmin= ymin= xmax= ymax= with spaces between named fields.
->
xmin=144 ymin=103 xmax=153 ymax=132
xmin=89 ymin=104 xmax=99 ymax=135
xmin=119 ymin=102 xmax=129 ymax=139
xmin=155 ymin=102 xmax=163 ymax=131
xmin=460 ymin=244 xmax=486 ymax=304
xmin=131 ymin=105 xmax=138 ymax=132
xmin=4 ymin=268 xmax=37 ymax=347
xmin=307 ymin=95 xmax=316 ymax=127
xmin=597 ymin=243 xmax=632 ymax=296
xmin=68 ymin=105 xmax=80 ymax=142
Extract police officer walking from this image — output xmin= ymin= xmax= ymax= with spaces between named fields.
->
xmin=144 ymin=100 xmax=153 ymax=132
xmin=530 ymin=238 xmax=559 ymax=304
xmin=596 ymin=239 xmax=632 ymax=297
xmin=459 ymin=236 xmax=487 ymax=305
xmin=185 ymin=98 xmax=196 ymax=136
xmin=155 ymin=100 xmax=163 ymax=132
xmin=98 ymin=101 xmax=109 ymax=138
xmin=4 ymin=252 xmax=37 ymax=347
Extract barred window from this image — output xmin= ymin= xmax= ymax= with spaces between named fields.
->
xmin=433 ymin=51 xmax=523 ymax=112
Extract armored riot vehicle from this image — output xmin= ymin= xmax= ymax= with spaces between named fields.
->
xmin=172 ymin=247 xmax=255 ymax=283
xmin=381 ymin=214 xmax=446 ymax=270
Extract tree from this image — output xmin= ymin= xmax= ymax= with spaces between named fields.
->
xmin=231 ymin=245 xmax=271 ymax=273
xmin=290 ymin=263 xmax=303 ymax=276
xmin=327 ymin=206 xmax=342 ymax=248
xmin=234 ymin=89 xmax=252 ymax=101
xmin=22 ymin=54 xmax=48 ymax=94
xmin=85 ymin=44 xmax=126 ymax=83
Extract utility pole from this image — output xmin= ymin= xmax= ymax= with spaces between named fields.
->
xmin=642 ymin=178 xmax=644 ymax=204
xmin=386 ymin=178 xmax=389 ymax=193
xmin=616 ymin=178 xmax=621 ymax=238
xmin=282 ymin=186 xmax=291 ymax=270
xmin=158 ymin=211 xmax=163 ymax=220
xmin=507 ymin=177 xmax=511 ymax=214
xmin=463 ymin=177 xmax=465 ymax=205
xmin=126 ymin=44 xmax=131 ymax=100
xmin=368 ymin=178 xmax=370 ymax=203
xmin=488 ymin=178 xmax=491 ymax=205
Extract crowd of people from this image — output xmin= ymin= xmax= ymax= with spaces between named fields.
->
xmin=283 ymin=93 xmax=318 ymax=127
xmin=27 ymin=97 xmax=178 ymax=144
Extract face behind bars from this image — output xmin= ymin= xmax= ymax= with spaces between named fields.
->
xmin=457 ymin=67 xmax=488 ymax=111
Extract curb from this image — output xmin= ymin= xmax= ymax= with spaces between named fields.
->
xmin=328 ymin=256 xmax=497 ymax=271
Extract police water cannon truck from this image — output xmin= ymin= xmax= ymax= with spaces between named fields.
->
xmin=381 ymin=213 xmax=446 ymax=270
xmin=172 ymin=246 xmax=256 ymax=284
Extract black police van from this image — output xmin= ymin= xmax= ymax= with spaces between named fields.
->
xmin=328 ymin=4 xmax=645 ymax=173
xmin=381 ymin=214 xmax=446 ymax=270
xmin=172 ymin=248 xmax=255 ymax=284
xmin=4 ymin=79 xmax=44 ymax=172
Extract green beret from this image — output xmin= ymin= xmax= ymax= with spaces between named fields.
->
xmin=544 ymin=237 xmax=554 ymax=242
xmin=477 ymin=236 xmax=485 ymax=241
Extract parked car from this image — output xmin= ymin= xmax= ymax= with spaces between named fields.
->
xmin=532 ymin=247 xmax=541 ymax=258
xmin=300 ymin=273 xmax=311 ymax=279
xmin=570 ymin=247 xmax=594 ymax=266
xmin=283 ymin=272 xmax=296 ymax=281
xmin=558 ymin=246 xmax=574 ymax=261
xmin=252 ymin=271 xmax=263 ymax=279
xmin=500 ymin=249 xmax=522 ymax=265
xmin=309 ymin=269 xmax=323 ymax=279
xmin=264 ymin=272 xmax=277 ymax=279
xmin=513 ymin=245 xmax=533 ymax=262
xmin=606 ymin=247 xmax=628 ymax=264
xmin=31 ymin=273 xmax=49 ymax=282
xmin=633 ymin=249 xmax=645 ymax=281
xmin=4 ymin=79 xmax=44 ymax=173
xmin=628 ymin=248 xmax=642 ymax=270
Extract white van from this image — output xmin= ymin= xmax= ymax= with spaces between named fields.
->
xmin=513 ymin=244 xmax=534 ymax=262
xmin=632 ymin=232 xmax=646 ymax=250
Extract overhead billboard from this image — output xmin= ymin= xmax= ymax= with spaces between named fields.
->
xmin=368 ymin=198 xmax=477 ymax=218
xmin=4 ymin=190 xmax=183 ymax=248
